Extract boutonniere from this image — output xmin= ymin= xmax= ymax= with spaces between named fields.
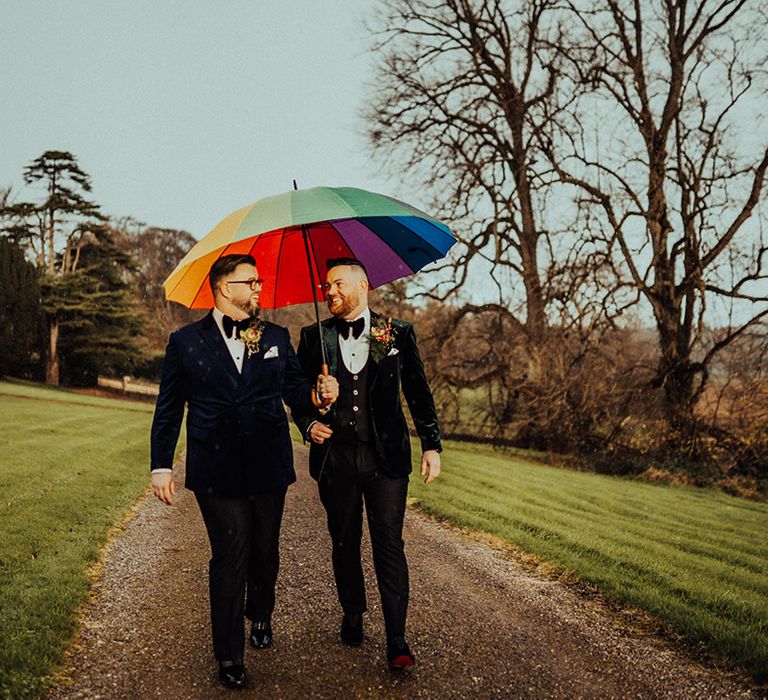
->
xmin=239 ymin=318 xmax=266 ymax=357
xmin=369 ymin=316 xmax=396 ymax=362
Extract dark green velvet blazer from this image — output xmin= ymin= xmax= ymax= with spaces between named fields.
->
xmin=294 ymin=309 xmax=442 ymax=480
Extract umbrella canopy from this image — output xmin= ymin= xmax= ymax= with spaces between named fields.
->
xmin=163 ymin=186 xmax=456 ymax=309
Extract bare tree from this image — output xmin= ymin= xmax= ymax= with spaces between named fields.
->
xmin=111 ymin=219 xmax=202 ymax=354
xmin=365 ymin=0 xmax=649 ymax=449
xmin=365 ymin=0 xmax=593 ymax=354
xmin=545 ymin=0 xmax=768 ymax=440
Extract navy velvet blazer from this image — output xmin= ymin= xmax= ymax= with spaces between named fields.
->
xmin=294 ymin=310 xmax=442 ymax=480
xmin=150 ymin=311 xmax=312 ymax=496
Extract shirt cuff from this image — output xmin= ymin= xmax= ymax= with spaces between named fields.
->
xmin=151 ymin=468 xmax=173 ymax=473
xmin=305 ymin=420 xmax=318 ymax=441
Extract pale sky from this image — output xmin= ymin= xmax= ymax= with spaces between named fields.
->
xmin=2 ymin=1 xmax=764 ymax=328
xmin=1 ymin=0 xmax=399 ymax=238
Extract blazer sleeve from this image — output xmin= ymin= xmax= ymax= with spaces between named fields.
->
xmin=280 ymin=327 xmax=315 ymax=421
xmin=400 ymin=324 xmax=443 ymax=453
xmin=291 ymin=326 xmax=324 ymax=439
xmin=149 ymin=331 xmax=186 ymax=470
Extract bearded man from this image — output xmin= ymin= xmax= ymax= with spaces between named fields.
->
xmin=150 ymin=254 xmax=338 ymax=688
xmin=294 ymin=257 xmax=442 ymax=671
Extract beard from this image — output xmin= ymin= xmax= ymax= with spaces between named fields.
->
xmin=232 ymin=296 xmax=260 ymax=317
xmin=327 ymin=290 xmax=359 ymax=318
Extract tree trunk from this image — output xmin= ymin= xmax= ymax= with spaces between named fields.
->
xmin=655 ymin=306 xmax=702 ymax=444
xmin=46 ymin=314 xmax=59 ymax=386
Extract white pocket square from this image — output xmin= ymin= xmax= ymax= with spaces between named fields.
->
xmin=387 ymin=347 xmax=399 ymax=356
xmin=263 ymin=345 xmax=279 ymax=359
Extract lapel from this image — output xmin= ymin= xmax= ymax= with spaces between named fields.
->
xmin=321 ymin=319 xmax=339 ymax=377
xmin=197 ymin=311 xmax=240 ymax=382
xmin=367 ymin=308 xmax=382 ymax=389
xmin=240 ymin=322 xmax=270 ymax=384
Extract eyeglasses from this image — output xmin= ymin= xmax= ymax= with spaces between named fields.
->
xmin=226 ymin=278 xmax=264 ymax=290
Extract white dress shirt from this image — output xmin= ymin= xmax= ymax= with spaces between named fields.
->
xmin=339 ymin=307 xmax=370 ymax=373
xmin=151 ymin=307 xmax=246 ymax=474
xmin=212 ymin=307 xmax=246 ymax=373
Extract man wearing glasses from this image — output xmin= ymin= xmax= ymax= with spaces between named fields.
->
xmin=150 ymin=254 xmax=338 ymax=688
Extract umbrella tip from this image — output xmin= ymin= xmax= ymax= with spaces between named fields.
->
xmin=292 ymin=179 xmax=298 ymax=190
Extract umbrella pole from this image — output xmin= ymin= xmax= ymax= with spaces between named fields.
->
xmin=302 ymin=224 xmax=331 ymax=408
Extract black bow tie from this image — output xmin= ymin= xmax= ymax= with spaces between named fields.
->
xmin=222 ymin=315 xmax=253 ymax=339
xmin=338 ymin=316 xmax=365 ymax=340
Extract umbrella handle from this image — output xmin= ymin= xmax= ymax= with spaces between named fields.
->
xmin=311 ymin=363 xmax=333 ymax=409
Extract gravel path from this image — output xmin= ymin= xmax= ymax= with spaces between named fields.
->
xmin=46 ymin=446 xmax=765 ymax=699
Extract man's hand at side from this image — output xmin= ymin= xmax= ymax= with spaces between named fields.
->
xmin=421 ymin=450 xmax=441 ymax=484
xmin=309 ymin=422 xmax=334 ymax=445
xmin=152 ymin=471 xmax=176 ymax=505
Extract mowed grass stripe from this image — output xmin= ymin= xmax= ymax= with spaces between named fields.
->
xmin=409 ymin=442 xmax=768 ymax=677
xmin=447 ymin=458 xmax=766 ymax=545
xmin=445 ymin=470 xmax=768 ymax=590
xmin=1 ymin=409 xmax=149 ymax=519
xmin=0 ymin=381 xmax=158 ymax=700
xmin=441 ymin=466 xmax=768 ymax=585
xmin=429 ymin=458 xmax=768 ymax=594
xmin=0 ymin=378 xmax=155 ymax=411
xmin=444 ymin=457 xmax=768 ymax=560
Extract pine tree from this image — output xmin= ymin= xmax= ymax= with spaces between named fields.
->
xmin=49 ymin=225 xmax=147 ymax=385
xmin=2 ymin=151 xmax=104 ymax=384
xmin=0 ymin=237 xmax=41 ymax=377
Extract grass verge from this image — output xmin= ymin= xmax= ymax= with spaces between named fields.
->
xmin=408 ymin=438 xmax=768 ymax=679
xmin=0 ymin=380 xmax=157 ymax=699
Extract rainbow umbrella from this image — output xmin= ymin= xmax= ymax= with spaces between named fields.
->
xmin=163 ymin=185 xmax=456 ymax=391
xmin=163 ymin=185 xmax=456 ymax=310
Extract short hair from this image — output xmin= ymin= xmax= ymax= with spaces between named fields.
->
xmin=209 ymin=254 xmax=256 ymax=295
xmin=326 ymin=257 xmax=369 ymax=281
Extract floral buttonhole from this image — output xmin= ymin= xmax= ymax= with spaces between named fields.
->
xmin=370 ymin=317 xmax=396 ymax=362
xmin=239 ymin=319 xmax=266 ymax=357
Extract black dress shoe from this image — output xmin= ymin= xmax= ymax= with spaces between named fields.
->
xmin=340 ymin=613 xmax=363 ymax=646
xmin=249 ymin=621 xmax=273 ymax=649
xmin=218 ymin=662 xmax=247 ymax=688
xmin=387 ymin=637 xmax=415 ymax=670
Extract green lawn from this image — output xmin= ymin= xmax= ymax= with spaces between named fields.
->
xmin=0 ymin=380 xmax=157 ymax=699
xmin=409 ymin=439 xmax=768 ymax=678
xmin=2 ymin=380 xmax=766 ymax=695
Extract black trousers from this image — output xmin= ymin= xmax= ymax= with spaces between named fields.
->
xmin=195 ymin=488 xmax=287 ymax=663
xmin=318 ymin=440 xmax=409 ymax=641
